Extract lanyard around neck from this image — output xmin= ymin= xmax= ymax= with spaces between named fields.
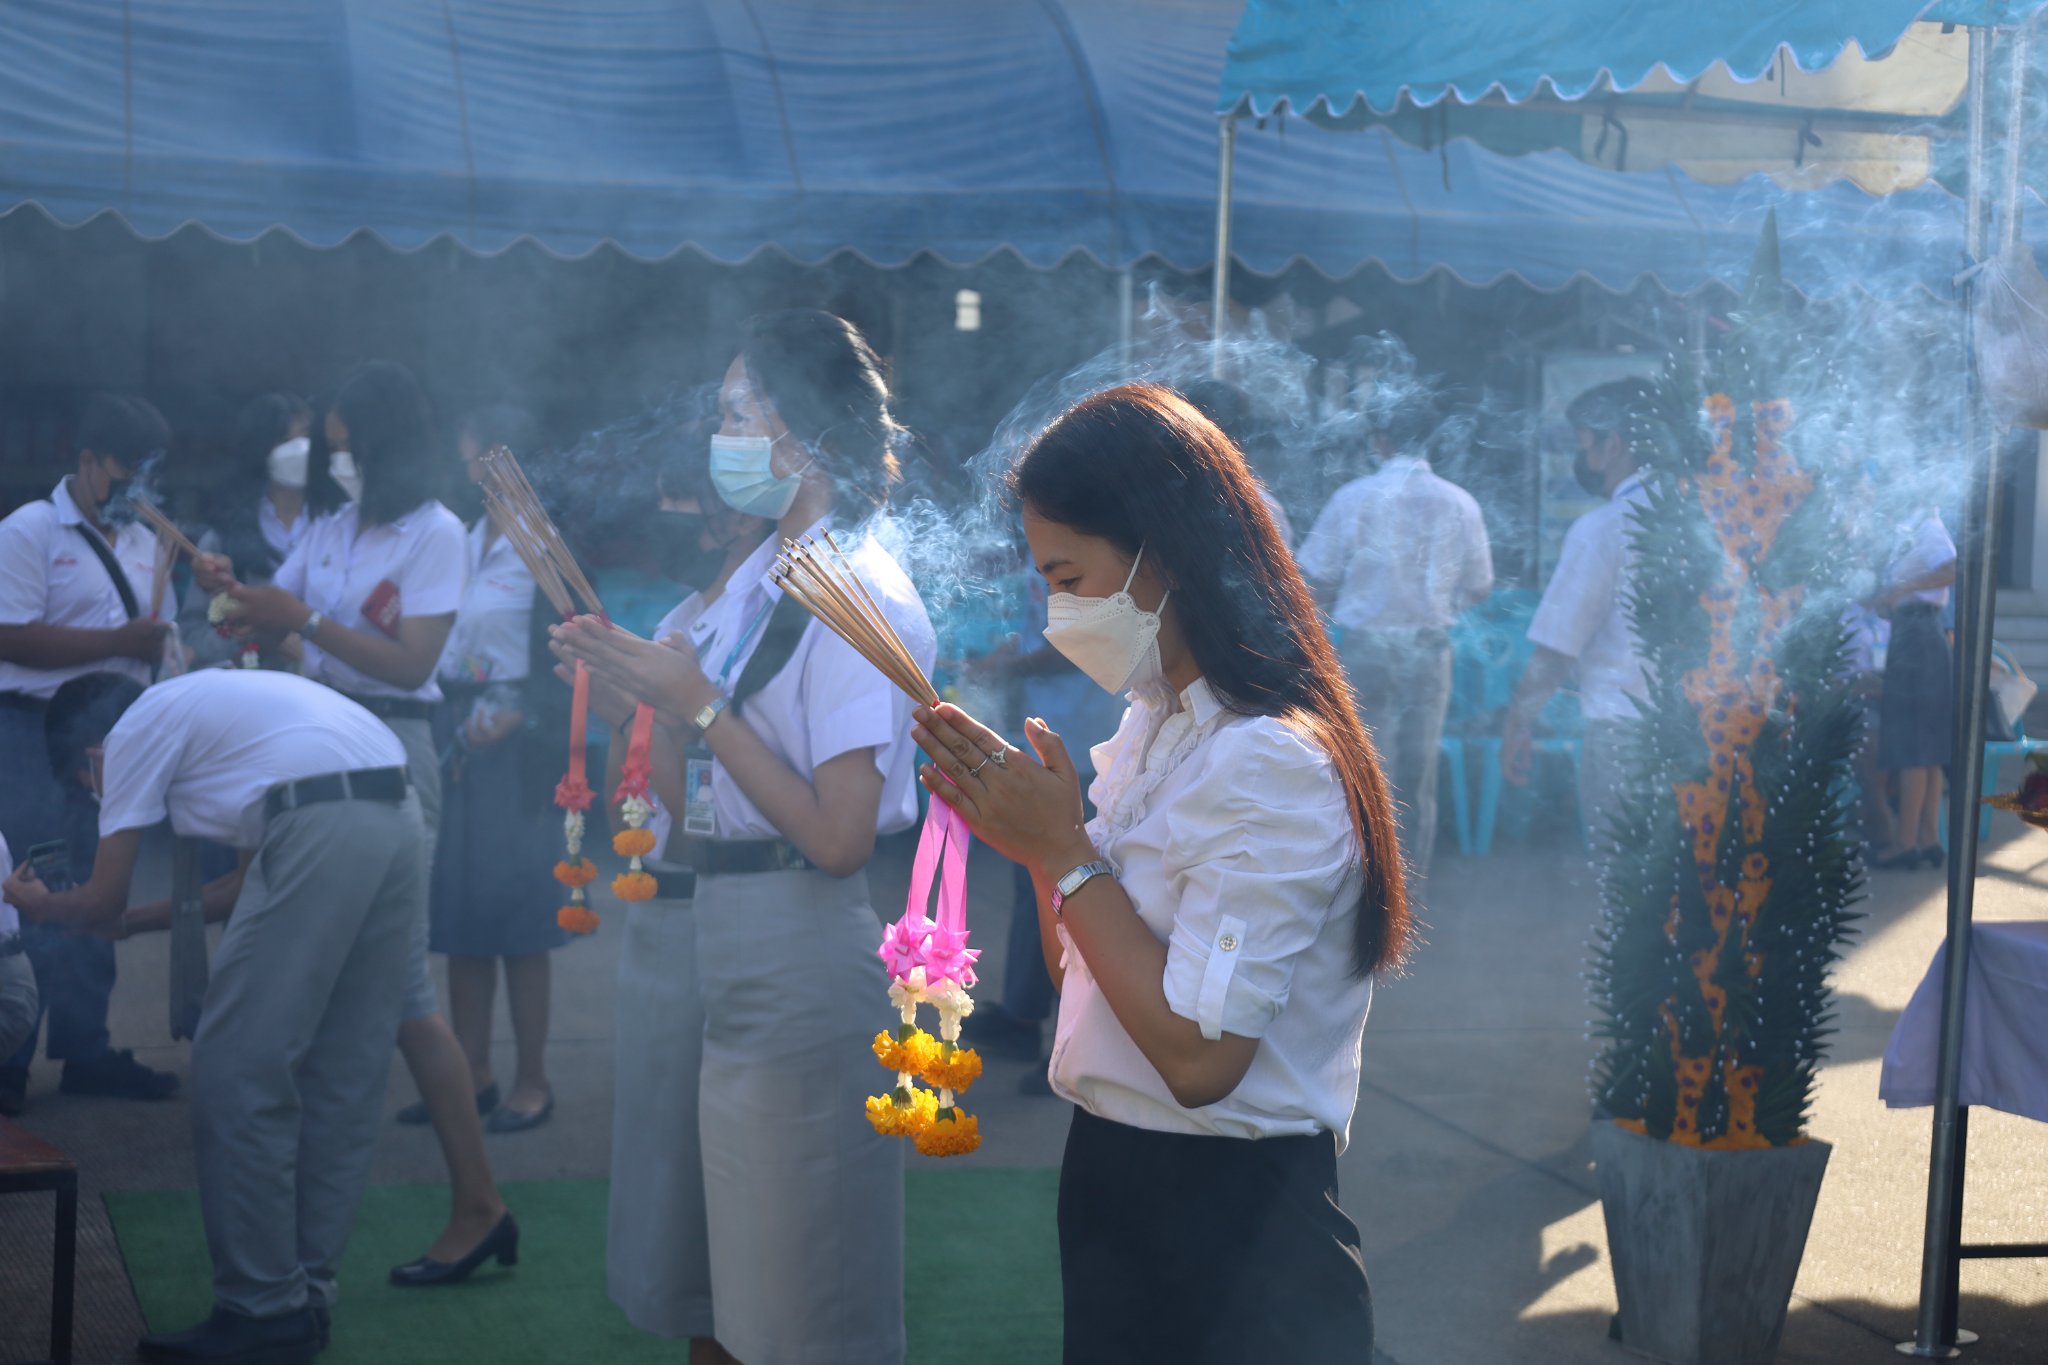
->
xmin=715 ymin=599 xmax=778 ymax=684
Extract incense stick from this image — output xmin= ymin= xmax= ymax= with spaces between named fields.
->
xmin=132 ymin=500 xmax=203 ymax=560
xmin=476 ymin=445 xmax=605 ymax=620
xmin=149 ymin=532 xmax=174 ymax=618
xmin=771 ymin=535 xmax=938 ymax=705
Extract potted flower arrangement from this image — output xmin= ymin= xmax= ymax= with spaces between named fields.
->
xmin=1587 ymin=217 xmax=1865 ymax=1365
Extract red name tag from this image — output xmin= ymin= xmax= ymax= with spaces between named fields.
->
xmin=360 ymin=579 xmax=403 ymax=637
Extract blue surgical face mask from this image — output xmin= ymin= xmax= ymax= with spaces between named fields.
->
xmin=709 ymin=432 xmax=809 ymax=519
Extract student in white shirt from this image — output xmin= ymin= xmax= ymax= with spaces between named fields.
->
xmin=1300 ymin=397 xmax=1495 ymax=877
xmin=193 ymin=361 xmax=513 ymax=1288
xmin=425 ymin=405 xmax=566 ymax=1136
xmin=3 ymin=669 xmax=425 ymax=1365
xmin=0 ymin=392 xmax=179 ymax=1114
xmin=553 ymin=311 xmax=933 ymax=1365
xmin=183 ymin=394 xmax=314 ymax=669
xmin=1502 ymin=379 xmax=1666 ymax=855
xmin=910 ymin=383 xmax=1407 ymax=1365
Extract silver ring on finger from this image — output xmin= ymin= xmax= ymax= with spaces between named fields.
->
xmin=986 ymin=746 xmax=1009 ymax=769
xmin=968 ymin=755 xmax=993 ymax=777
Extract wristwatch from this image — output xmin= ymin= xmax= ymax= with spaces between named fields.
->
xmin=301 ymin=609 xmax=323 ymax=641
xmin=692 ymin=694 xmax=730 ymax=734
xmin=1051 ymin=858 xmax=1117 ymax=917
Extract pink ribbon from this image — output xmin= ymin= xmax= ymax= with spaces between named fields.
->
xmin=879 ymin=795 xmax=976 ymax=989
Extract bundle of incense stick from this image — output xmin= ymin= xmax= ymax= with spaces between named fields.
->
xmin=476 ymin=445 xmax=605 ymax=622
xmin=148 ymin=532 xmax=174 ymax=618
xmin=131 ymin=500 xmax=203 ymax=561
xmin=772 ymin=532 xmax=938 ymax=705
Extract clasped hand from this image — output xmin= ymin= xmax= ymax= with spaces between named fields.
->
xmin=549 ymin=615 xmax=715 ymax=727
xmin=911 ymin=703 xmax=1093 ymax=875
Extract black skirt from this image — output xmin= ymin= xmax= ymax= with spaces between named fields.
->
xmin=1878 ymin=603 xmax=1954 ymax=771
xmin=1058 ymin=1107 xmax=1373 ymax=1365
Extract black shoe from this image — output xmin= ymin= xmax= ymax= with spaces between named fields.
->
xmin=395 ymin=1082 xmax=498 ymax=1126
xmin=309 ymin=1304 xmax=329 ymax=1351
xmin=484 ymin=1087 xmax=553 ymax=1134
xmin=1924 ymin=846 xmax=1947 ymax=869
xmin=1871 ymin=848 xmax=1924 ymax=871
xmin=0 ymin=1065 xmax=26 ymax=1117
xmin=60 ymin=1048 xmax=178 ymax=1100
xmin=137 ymin=1304 xmax=321 ymax=1364
xmin=969 ymin=1003 xmax=1044 ymax=1061
xmin=388 ymin=1211 xmax=519 ymax=1287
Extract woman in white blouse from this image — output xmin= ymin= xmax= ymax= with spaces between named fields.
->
xmin=553 ymin=311 xmax=933 ymax=1365
xmin=195 ymin=361 xmax=516 ymax=1287
xmin=911 ymin=383 xmax=1409 ymax=1364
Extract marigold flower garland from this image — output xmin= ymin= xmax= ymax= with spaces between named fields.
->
xmin=865 ymin=796 xmax=982 ymax=1156
xmin=611 ymin=701 xmax=659 ymax=902
xmin=553 ymin=662 xmax=601 ymax=934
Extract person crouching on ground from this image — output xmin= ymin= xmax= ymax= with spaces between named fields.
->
xmin=911 ymin=383 xmax=1408 ymax=1364
xmin=4 ymin=667 xmax=426 ymax=1365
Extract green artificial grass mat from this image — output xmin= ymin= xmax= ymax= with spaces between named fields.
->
xmin=107 ymin=1169 xmax=1062 ymax=1364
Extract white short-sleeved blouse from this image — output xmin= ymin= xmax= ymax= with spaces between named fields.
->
xmin=1048 ymin=675 xmax=1374 ymax=1148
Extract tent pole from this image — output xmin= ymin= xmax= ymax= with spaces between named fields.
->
xmin=1211 ymin=115 xmax=1236 ymax=379
xmin=1905 ymin=21 xmax=2016 ymax=1358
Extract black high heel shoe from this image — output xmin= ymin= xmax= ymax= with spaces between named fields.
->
xmin=388 ymin=1211 xmax=519 ymax=1287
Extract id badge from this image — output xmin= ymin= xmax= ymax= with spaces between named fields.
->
xmin=683 ymin=742 xmax=718 ymax=837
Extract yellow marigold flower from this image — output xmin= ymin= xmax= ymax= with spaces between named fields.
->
xmin=919 ymin=1045 xmax=983 ymax=1094
xmin=553 ymin=858 xmax=599 ymax=888
xmin=872 ymin=1028 xmax=941 ymax=1075
xmin=914 ymin=1109 xmax=981 ymax=1158
xmin=613 ymin=871 xmax=658 ymax=902
xmin=613 ymin=828 xmax=658 ymax=858
xmin=864 ymin=1087 xmax=937 ymax=1137
xmin=557 ymin=904 xmax=601 ymax=935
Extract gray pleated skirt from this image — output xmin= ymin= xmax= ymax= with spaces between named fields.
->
xmin=607 ymin=866 xmax=905 ymax=1365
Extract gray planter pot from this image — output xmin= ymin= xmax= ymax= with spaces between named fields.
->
xmin=1591 ymin=1120 xmax=1832 ymax=1365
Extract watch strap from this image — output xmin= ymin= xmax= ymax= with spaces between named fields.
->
xmin=693 ymin=694 xmax=731 ymax=733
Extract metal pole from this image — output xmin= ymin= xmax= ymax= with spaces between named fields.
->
xmin=1904 ymin=21 xmax=2012 ymax=1359
xmin=1211 ymin=115 xmax=1237 ymax=379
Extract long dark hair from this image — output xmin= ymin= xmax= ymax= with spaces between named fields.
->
xmin=740 ymin=309 xmax=902 ymax=518
xmin=310 ymin=360 xmax=443 ymax=527
xmin=1012 ymin=383 xmax=1410 ymax=975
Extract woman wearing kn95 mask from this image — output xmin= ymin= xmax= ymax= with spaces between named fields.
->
xmin=910 ymin=383 xmax=1407 ymax=1365
xmin=551 ymin=310 xmax=933 ymax=1365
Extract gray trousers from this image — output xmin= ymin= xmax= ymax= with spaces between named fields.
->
xmin=381 ymin=716 xmax=442 ymax=1023
xmin=191 ymin=792 xmax=425 ymax=1318
xmin=1342 ymin=628 xmax=1454 ymax=878
xmin=0 ymin=951 xmax=37 ymax=1061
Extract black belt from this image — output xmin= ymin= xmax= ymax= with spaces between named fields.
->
xmin=681 ymin=838 xmax=813 ymax=878
xmin=342 ymin=694 xmax=435 ymax=722
xmin=643 ymin=863 xmax=698 ymax=901
xmin=0 ymin=691 xmax=49 ymax=715
xmin=265 ymin=766 xmax=411 ymax=820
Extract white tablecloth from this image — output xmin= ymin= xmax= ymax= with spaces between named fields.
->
xmin=1881 ymin=921 xmax=2048 ymax=1124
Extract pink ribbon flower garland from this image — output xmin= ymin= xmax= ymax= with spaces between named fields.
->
xmin=867 ymin=795 xmax=983 ymax=1156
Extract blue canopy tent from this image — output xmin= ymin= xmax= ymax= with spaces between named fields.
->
xmin=0 ymin=0 xmax=2016 ymax=307
xmin=1213 ymin=3 xmax=2048 ymax=1357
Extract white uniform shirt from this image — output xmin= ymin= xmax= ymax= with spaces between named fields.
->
xmin=645 ymin=521 xmax=936 ymax=854
xmin=437 ymin=521 xmax=537 ymax=686
xmin=1049 ymin=676 xmax=1373 ymax=1148
xmin=1888 ymin=514 xmax=1957 ymax=609
xmin=1297 ymin=457 xmax=1494 ymax=632
xmin=273 ymin=501 xmax=466 ymax=702
xmin=0 ymin=478 xmax=158 ymax=697
xmin=1526 ymin=471 xmax=1652 ymax=722
xmin=97 ymin=669 xmax=406 ymax=848
xmin=257 ymin=495 xmax=308 ymax=564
